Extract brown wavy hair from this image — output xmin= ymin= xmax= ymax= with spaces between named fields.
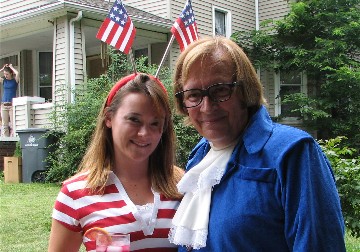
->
xmin=77 ymin=73 xmax=183 ymax=199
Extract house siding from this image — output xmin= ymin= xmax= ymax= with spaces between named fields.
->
xmin=0 ymin=0 xmax=51 ymax=18
xmin=192 ymin=0 xmax=256 ymax=36
xmin=258 ymin=0 xmax=290 ymax=23
xmin=53 ymin=14 xmax=85 ymax=104
xmin=167 ymin=0 xmax=258 ymax=79
xmin=73 ymin=21 xmax=86 ymax=93
xmin=54 ymin=16 xmax=69 ymax=105
xmin=123 ymin=0 xmax=169 ymax=19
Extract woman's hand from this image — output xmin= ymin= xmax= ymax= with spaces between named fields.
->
xmin=0 ymin=64 xmax=8 ymax=72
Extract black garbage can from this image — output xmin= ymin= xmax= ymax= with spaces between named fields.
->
xmin=16 ymin=128 xmax=58 ymax=183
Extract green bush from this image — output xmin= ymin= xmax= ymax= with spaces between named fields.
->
xmin=319 ymin=136 xmax=360 ymax=238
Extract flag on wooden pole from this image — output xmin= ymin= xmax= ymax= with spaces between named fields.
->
xmin=96 ymin=0 xmax=136 ymax=54
xmin=171 ymin=0 xmax=199 ymax=52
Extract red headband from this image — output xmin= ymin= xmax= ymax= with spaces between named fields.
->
xmin=106 ymin=73 xmax=167 ymax=106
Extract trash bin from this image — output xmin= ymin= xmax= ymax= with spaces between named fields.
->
xmin=16 ymin=128 xmax=58 ymax=183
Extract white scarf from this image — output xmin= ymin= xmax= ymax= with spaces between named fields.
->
xmin=169 ymin=141 xmax=236 ymax=249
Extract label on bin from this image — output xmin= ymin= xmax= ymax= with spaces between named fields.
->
xmin=24 ymin=135 xmax=39 ymax=147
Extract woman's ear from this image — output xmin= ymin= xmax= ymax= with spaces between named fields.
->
xmin=104 ymin=107 xmax=112 ymax=128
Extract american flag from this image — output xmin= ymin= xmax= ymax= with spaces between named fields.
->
xmin=171 ymin=0 xmax=199 ymax=52
xmin=96 ymin=0 xmax=136 ymax=54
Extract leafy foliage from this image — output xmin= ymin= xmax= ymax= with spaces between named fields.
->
xmin=319 ymin=137 xmax=360 ymax=238
xmin=173 ymin=114 xmax=201 ymax=168
xmin=46 ymin=50 xmax=199 ymax=182
xmin=46 ymin=74 xmax=113 ymax=182
xmin=233 ymin=0 xmax=360 ymax=149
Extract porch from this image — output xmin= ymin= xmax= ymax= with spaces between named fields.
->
xmin=0 ymin=97 xmax=53 ymax=171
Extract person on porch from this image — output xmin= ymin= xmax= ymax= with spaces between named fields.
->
xmin=0 ymin=63 xmax=19 ymax=137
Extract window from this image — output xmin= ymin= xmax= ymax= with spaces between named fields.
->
xmin=213 ymin=7 xmax=231 ymax=37
xmin=0 ymin=55 xmax=18 ymax=67
xmin=275 ymin=71 xmax=307 ymax=117
xmin=38 ymin=52 xmax=53 ymax=102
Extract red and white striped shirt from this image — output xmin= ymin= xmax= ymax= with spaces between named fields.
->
xmin=52 ymin=171 xmax=180 ymax=251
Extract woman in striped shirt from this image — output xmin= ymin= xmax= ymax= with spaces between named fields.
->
xmin=48 ymin=73 xmax=183 ymax=252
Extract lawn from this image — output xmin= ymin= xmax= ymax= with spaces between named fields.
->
xmin=0 ymin=179 xmax=87 ymax=251
xmin=0 ymin=178 xmax=359 ymax=251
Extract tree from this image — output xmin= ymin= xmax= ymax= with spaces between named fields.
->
xmin=233 ymin=0 xmax=360 ymax=150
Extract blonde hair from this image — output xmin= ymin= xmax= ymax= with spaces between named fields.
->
xmin=173 ymin=36 xmax=267 ymax=118
xmin=77 ymin=74 xmax=182 ymax=199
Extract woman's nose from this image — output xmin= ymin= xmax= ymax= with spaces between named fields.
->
xmin=199 ymin=96 xmax=217 ymax=112
xmin=138 ymin=125 xmax=149 ymax=136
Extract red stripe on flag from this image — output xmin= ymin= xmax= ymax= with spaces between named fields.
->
xmin=188 ymin=24 xmax=197 ymax=42
xmin=171 ymin=21 xmax=185 ymax=51
xmin=178 ymin=19 xmax=191 ymax=48
xmin=170 ymin=0 xmax=199 ymax=51
xmin=105 ymin=22 xmax=119 ymax=44
xmin=96 ymin=18 xmax=111 ymax=40
xmin=115 ymin=18 xmax=131 ymax=50
xmin=123 ymin=26 xmax=136 ymax=54
xmin=172 ymin=32 xmax=185 ymax=51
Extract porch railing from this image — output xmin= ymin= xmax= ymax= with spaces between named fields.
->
xmin=1 ymin=96 xmax=54 ymax=141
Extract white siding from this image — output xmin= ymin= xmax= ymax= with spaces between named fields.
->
xmin=12 ymin=96 xmax=53 ymax=133
xmin=190 ymin=0 xmax=256 ymax=36
xmin=259 ymin=0 xmax=290 ymax=23
xmin=73 ymin=22 xmax=86 ymax=92
xmin=54 ymin=16 xmax=69 ymax=105
xmin=0 ymin=0 xmax=50 ymax=18
xmin=53 ymin=15 xmax=85 ymax=104
xmin=167 ymin=0 xmax=257 ymax=71
xmin=123 ymin=0 xmax=169 ymax=19
xmin=32 ymin=103 xmax=54 ymax=128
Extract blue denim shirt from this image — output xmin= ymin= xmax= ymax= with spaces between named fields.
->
xmin=179 ymin=105 xmax=345 ymax=252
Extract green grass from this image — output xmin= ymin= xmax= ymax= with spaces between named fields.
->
xmin=346 ymin=233 xmax=360 ymax=252
xmin=0 ymin=181 xmax=62 ymax=251
xmin=0 ymin=175 xmax=359 ymax=251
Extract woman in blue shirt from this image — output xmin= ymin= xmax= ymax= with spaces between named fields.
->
xmin=169 ymin=36 xmax=346 ymax=251
xmin=1 ymin=63 xmax=19 ymax=137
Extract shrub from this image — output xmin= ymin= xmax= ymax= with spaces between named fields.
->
xmin=319 ymin=136 xmax=360 ymax=238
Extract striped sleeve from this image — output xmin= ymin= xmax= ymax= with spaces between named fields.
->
xmin=52 ymin=180 xmax=82 ymax=232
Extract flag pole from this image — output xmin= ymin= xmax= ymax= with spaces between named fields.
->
xmin=129 ymin=48 xmax=137 ymax=74
xmin=155 ymin=35 xmax=175 ymax=78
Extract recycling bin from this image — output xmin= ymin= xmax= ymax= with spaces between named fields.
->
xmin=16 ymin=128 xmax=58 ymax=183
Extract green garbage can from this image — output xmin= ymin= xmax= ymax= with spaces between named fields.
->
xmin=16 ymin=128 xmax=58 ymax=183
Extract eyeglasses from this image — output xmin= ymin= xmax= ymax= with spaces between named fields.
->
xmin=175 ymin=82 xmax=240 ymax=108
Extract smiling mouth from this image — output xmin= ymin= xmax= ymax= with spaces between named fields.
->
xmin=131 ymin=140 xmax=150 ymax=147
xmin=201 ymin=117 xmax=223 ymax=123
